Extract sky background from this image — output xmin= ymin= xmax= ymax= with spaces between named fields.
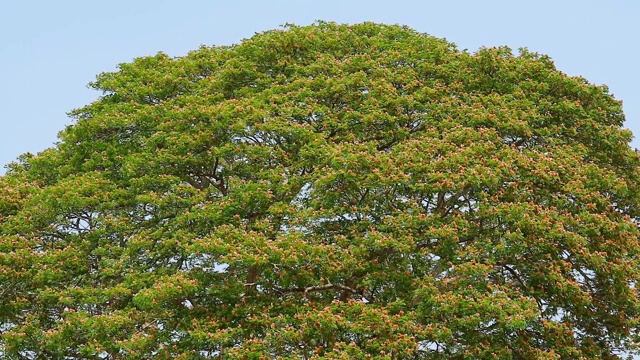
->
xmin=1 ymin=0 xmax=638 ymax=174
xmin=0 ymin=1 xmax=639 ymax=357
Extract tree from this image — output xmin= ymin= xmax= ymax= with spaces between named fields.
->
xmin=1 ymin=21 xmax=640 ymax=359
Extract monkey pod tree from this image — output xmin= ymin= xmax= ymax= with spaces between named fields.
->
xmin=1 ymin=22 xmax=640 ymax=359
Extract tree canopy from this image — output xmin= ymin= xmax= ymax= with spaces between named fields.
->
xmin=1 ymin=21 xmax=640 ymax=359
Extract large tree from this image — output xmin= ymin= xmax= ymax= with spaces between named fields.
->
xmin=1 ymin=22 xmax=640 ymax=359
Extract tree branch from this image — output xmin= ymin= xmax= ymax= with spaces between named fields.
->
xmin=245 ymin=282 xmax=360 ymax=298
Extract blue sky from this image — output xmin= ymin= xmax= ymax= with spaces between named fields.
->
xmin=1 ymin=0 xmax=638 ymax=173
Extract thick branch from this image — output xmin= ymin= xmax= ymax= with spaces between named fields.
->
xmin=245 ymin=282 xmax=360 ymax=298
xmin=499 ymin=263 xmax=544 ymax=312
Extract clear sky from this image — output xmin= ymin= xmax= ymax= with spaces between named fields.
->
xmin=1 ymin=0 xmax=638 ymax=173
xmin=1 ymin=2 xmax=639 ymax=356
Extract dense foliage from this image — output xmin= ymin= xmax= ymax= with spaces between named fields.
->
xmin=1 ymin=22 xmax=640 ymax=359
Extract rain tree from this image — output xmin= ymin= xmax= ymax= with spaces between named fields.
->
xmin=1 ymin=22 xmax=640 ymax=359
